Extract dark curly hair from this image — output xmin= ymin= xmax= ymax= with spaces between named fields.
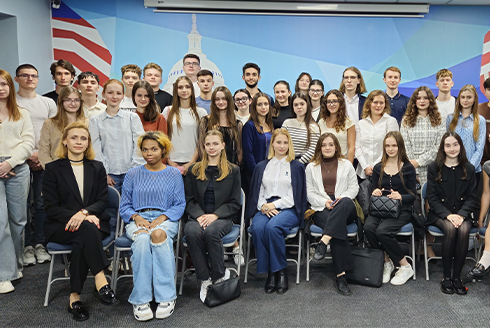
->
xmin=402 ymin=86 xmax=441 ymax=128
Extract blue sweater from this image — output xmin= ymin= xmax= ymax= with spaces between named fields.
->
xmin=120 ymin=165 xmax=186 ymax=223
xmin=242 ymin=120 xmax=271 ymax=174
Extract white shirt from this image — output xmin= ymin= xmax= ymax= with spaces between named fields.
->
xmin=436 ymin=96 xmax=456 ymax=120
xmin=162 ymin=106 xmax=207 ymax=163
xmin=16 ymin=94 xmax=57 ymax=150
xmin=318 ymin=117 xmax=354 ymax=157
xmin=83 ymin=99 xmax=107 ymax=118
xmin=120 ymin=96 xmax=136 ymax=112
xmin=344 ymin=93 xmax=360 ymax=125
xmin=257 ymin=157 xmax=294 ymax=210
xmin=311 ymin=106 xmax=321 ymax=122
xmin=355 ymin=113 xmax=399 ymax=178
xmin=235 ymin=113 xmax=250 ymax=125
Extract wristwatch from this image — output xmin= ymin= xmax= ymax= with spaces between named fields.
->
xmin=80 ymin=209 xmax=89 ymax=216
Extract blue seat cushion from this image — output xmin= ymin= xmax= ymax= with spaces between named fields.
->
xmin=115 ymin=234 xmax=133 ymax=248
xmin=479 ymin=226 xmax=486 ymax=237
xmin=310 ymin=222 xmax=358 ymax=236
xmin=428 ymin=225 xmax=478 ymax=235
xmin=47 ymin=231 xmax=115 ymax=253
xmin=399 ymin=223 xmax=413 ymax=234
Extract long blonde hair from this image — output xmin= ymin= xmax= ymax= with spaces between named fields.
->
xmin=267 ymin=128 xmax=295 ymax=161
xmin=449 ymin=84 xmax=480 ymax=141
xmin=192 ymin=130 xmax=232 ymax=181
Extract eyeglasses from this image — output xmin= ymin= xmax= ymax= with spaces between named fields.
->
xmin=63 ymin=98 xmax=81 ymax=104
xmin=326 ymin=100 xmax=339 ymax=105
xmin=17 ymin=74 xmax=39 ymax=79
xmin=183 ymin=62 xmax=200 ymax=67
xmin=234 ymin=97 xmax=250 ymax=103
xmin=309 ymin=89 xmax=323 ymax=94
xmin=343 ymin=76 xmax=358 ymax=81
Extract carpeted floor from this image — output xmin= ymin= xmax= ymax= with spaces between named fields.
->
xmin=1 ymin=252 xmax=489 ymax=327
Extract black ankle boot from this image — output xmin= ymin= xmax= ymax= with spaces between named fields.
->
xmin=276 ymin=269 xmax=288 ymax=294
xmin=264 ymin=271 xmax=276 ymax=294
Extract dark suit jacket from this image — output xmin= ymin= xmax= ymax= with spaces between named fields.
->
xmin=426 ymin=161 xmax=478 ymax=225
xmin=43 ymin=158 xmax=110 ymax=241
xmin=184 ymin=163 xmax=241 ymax=223
xmin=358 ymin=94 xmax=366 ymax=120
xmin=245 ymin=159 xmax=307 ymax=228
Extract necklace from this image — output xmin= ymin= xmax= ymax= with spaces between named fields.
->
xmin=69 ymin=159 xmax=83 ymax=163
xmin=322 ymin=160 xmax=335 ymax=173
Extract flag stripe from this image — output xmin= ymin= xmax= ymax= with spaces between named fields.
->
xmin=52 ymin=16 xmax=93 ymax=28
xmin=52 ymin=19 xmax=107 ymax=46
xmin=485 ymin=31 xmax=490 ymax=44
xmin=53 ymin=28 xmax=111 ymax=64
xmin=53 ymin=39 xmax=111 ymax=74
xmin=54 ymin=49 xmax=109 ymax=83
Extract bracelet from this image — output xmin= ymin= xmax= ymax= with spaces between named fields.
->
xmin=130 ymin=213 xmax=139 ymax=221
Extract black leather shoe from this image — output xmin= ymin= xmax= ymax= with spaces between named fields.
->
xmin=93 ymin=284 xmax=119 ymax=305
xmin=276 ymin=269 xmax=288 ymax=294
xmin=335 ymin=275 xmax=351 ymax=296
xmin=467 ymin=263 xmax=490 ymax=278
xmin=264 ymin=272 xmax=276 ymax=294
xmin=440 ymin=278 xmax=454 ymax=294
xmin=68 ymin=301 xmax=89 ymax=321
xmin=313 ymin=241 xmax=328 ymax=261
xmin=452 ymin=279 xmax=468 ymax=295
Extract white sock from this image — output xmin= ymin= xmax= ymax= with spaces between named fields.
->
xmin=479 ymin=250 xmax=490 ymax=269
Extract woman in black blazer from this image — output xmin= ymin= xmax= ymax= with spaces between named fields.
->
xmin=427 ymin=131 xmax=478 ymax=295
xmin=42 ymin=122 xmax=118 ymax=321
xmin=184 ymin=130 xmax=241 ymax=303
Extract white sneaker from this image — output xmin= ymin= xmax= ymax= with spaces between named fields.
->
xmin=199 ymin=278 xmax=212 ymax=303
xmin=215 ymin=268 xmax=231 ymax=284
xmin=0 ymin=281 xmax=15 ymax=294
xmin=382 ymin=260 xmax=394 ymax=283
xmin=133 ymin=303 xmax=153 ymax=321
xmin=223 ymin=254 xmax=229 ymax=261
xmin=34 ymin=244 xmax=51 ymax=263
xmin=11 ymin=272 xmax=23 ymax=281
xmin=233 ymin=246 xmax=245 ymax=266
xmin=156 ymin=300 xmax=175 ymax=319
xmin=390 ymin=264 xmax=414 ymax=285
xmin=23 ymin=246 xmax=36 ymax=266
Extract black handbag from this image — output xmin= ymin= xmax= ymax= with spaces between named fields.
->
xmin=204 ymin=276 xmax=241 ymax=308
xmin=345 ymin=247 xmax=384 ymax=287
xmin=356 ymin=177 xmax=371 ymax=216
xmin=369 ymin=195 xmax=401 ymax=219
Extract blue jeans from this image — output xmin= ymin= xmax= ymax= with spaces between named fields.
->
xmin=0 ymin=162 xmax=30 ymax=281
xmin=125 ymin=210 xmax=179 ymax=305
xmin=109 ymin=173 xmax=125 ymax=195
xmin=249 ymin=208 xmax=300 ymax=274
xmin=24 ymin=169 xmax=46 ymax=246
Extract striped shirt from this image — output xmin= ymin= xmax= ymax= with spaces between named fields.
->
xmin=282 ymin=119 xmax=320 ymax=164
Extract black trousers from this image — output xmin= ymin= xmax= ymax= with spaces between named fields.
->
xmin=364 ymin=208 xmax=411 ymax=265
xmin=48 ymin=221 xmax=109 ymax=293
xmin=312 ymin=198 xmax=356 ymax=274
xmin=184 ymin=218 xmax=233 ymax=281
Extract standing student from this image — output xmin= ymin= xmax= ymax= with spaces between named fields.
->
xmin=43 ymin=59 xmax=76 ymax=104
xmin=241 ymin=63 xmax=274 ymax=105
xmin=447 ymin=84 xmax=486 ymax=181
xmin=143 ymin=63 xmax=173 ymax=111
xmin=119 ymin=131 xmax=185 ymax=321
xmin=184 ymin=130 xmax=241 ymax=302
xmin=478 ymin=77 xmax=490 ymax=165
xmin=246 ymin=129 xmax=307 ymax=294
xmin=294 ymin=72 xmax=312 ymax=94
xmin=355 ymin=90 xmax=399 ymax=179
xmin=162 ymin=76 xmax=207 ymax=175
xmin=234 ymin=88 xmax=251 ymax=125
xmin=400 ymin=86 xmax=445 ymax=188
xmin=308 ymin=79 xmax=325 ymax=122
xmin=15 ymin=64 xmax=57 ymax=267
xmin=89 ymin=79 xmax=145 ymax=194
xmin=427 ymin=132 xmax=478 ymax=295
xmin=43 ymin=122 xmax=119 ymax=321
xmin=120 ymin=64 xmax=141 ymax=112
xmin=195 ymin=69 xmax=214 ymax=113
xmin=0 ymin=69 xmax=35 ymax=294
xmin=132 ymin=80 xmax=167 ymax=134
xmin=339 ymin=66 xmax=367 ymax=125
xmin=317 ymin=89 xmax=355 ymax=163
xmin=383 ymin=66 xmax=410 ymax=124
xmin=435 ymin=68 xmax=456 ymax=119
xmin=272 ymin=80 xmax=292 ymax=129
xmin=182 ymin=54 xmax=201 ymax=97
xmin=364 ymin=131 xmax=416 ymax=286
xmin=78 ymin=72 xmax=106 ymax=118
xmin=282 ymin=93 xmax=320 ymax=165
xmin=39 ymin=86 xmax=88 ymax=169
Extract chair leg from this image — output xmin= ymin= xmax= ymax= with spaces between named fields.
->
xmin=44 ymin=254 xmax=56 ymax=307
xmin=296 ymin=231 xmax=302 ymax=285
xmin=411 ymin=232 xmax=416 ymax=280
xmin=112 ymin=250 xmax=121 ymax=292
xmin=424 ymin=234 xmax=429 ymax=280
xmin=306 ymin=234 xmax=310 ymax=282
xmin=174 ymin=234 xmax=181 ymax=287
xmin=179 ymin=246 xmax=187 ymax=295
xmin=244 ymin=234 xmax=252 ymax=283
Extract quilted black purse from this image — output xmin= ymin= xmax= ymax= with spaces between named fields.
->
xmin=369 ymin=195 xmax=401 ymax=219
xmin=204 ymin=276 xmax=241 ymax=307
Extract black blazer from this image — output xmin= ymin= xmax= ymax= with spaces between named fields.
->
xmin=426 ymin=161 xmax=478 ymax=225
xmin=43 ymin=158 xmax=110 ymax=241
xmin=184 ymin=163 xmax=241 ymax=223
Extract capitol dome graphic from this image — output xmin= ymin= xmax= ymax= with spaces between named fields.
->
xmin=163 ymin=14 xmax=225 ymax=94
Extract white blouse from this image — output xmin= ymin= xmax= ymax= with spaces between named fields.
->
xmin=257 ymin=157 xmax=294 ymax=210
xmin=318 ymin=117 xmax=354 ymax=157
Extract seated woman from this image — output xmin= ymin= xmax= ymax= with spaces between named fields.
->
xmin=246 ymin=129 xmax=307 ymax=294
xmin=119 ymin=131 xmax=185 ymax=321
xmin=363 ymin=131 xmax=416 ymax=286
xmin=305 ymin=133 xmax=359 ymax=295
xmin=184 ymin=130 xmax=241 ymax=303
xmin=427 ymin=131 xmax=478 ymax=295
xmin=42 ymin=122 xmax=118 ymax=321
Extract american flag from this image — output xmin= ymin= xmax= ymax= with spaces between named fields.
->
xmin=481 ymin=30 xmax=490 ymax=94
xmin=51 ymin=2 xmax=112 ymax=88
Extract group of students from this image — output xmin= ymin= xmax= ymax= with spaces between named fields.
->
xmin=2 ymin=57 xmax=490 ymax=322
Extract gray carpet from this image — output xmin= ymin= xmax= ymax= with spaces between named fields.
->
xmin=1 ymin=254 xmax=489 ymax=327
